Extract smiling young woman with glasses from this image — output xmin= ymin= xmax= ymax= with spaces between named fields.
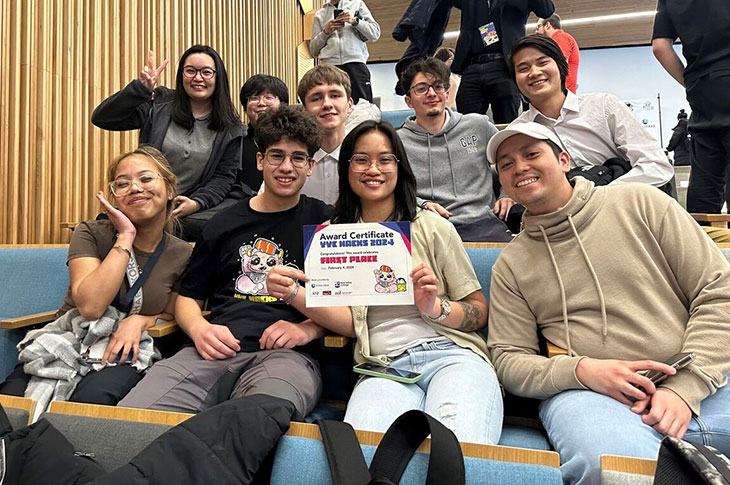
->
xmin=265 ymin=120 xmax=504 ymax=445
xmin=91 ymin=44 xmax=244 ymax=241
xmin=0 ymin=146 xmax=193 ymax=409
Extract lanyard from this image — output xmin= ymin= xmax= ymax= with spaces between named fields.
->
xmin=112 ymin=233 xmax=166 ymax=314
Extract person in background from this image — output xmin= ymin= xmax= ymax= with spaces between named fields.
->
xmin=92 ymin=45 xmax=243 ymax=241
xmin=652 ymin=0 xmax=730 ymax=216
xmin=266 ymin=120 xmax=503 ymax=445
xmin=536 ymin=13 xmax=579 ymax=93
xmin=397 ymin=57 xmax=515 ymax=242
xmin=434 ymin=47 xmax=460 ymax=109
xmin=667 ymin=109 xmax=691 ymax=166
xmin=309 ymin=0 xmax=381 ymax=104
xmin=238 ymin=74 xmax=289 ymax=194
xmin=508 ymin=35 xmax=673 ymax=189
xmin=0 ymin=146 xmax=191 ymax=407
xmin=450 ymin=0 xmax=555 ymax=123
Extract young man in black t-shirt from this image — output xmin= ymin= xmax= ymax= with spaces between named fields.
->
xmin=119 ymin=106 xmax=334 ymax=418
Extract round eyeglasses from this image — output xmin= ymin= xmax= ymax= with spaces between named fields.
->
xmin=265 ymin=150 xmax=311 ymax=168
xmin=248 ymin=93 xmax=279 ymax=104
xmin=349 ymin=154 xmax=399 ymax=173
xmin=182 ymin=66 xmax=216 ymax=80
xmin=109 ymin=173 xmax=162 ymax=196
xmin=409 ymin=81 xmax=448 ymax=96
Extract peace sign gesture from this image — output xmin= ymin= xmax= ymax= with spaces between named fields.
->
xmin=138 ymin=50 xmax=169 ymax=92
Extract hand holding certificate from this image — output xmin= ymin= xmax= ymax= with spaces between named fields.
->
xmin=303 ymin=222 xmax=414 ymax=307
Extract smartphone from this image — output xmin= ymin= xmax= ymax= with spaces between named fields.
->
xmin=83 ymin=349 xmax=134 ymax=365
xmin=353 ymin=363 xmax=422 ymax=383
xmin=333 ymin=8 xmax=344 ymax=19
xmin=644 ymin=352 xmax=695 ymax=385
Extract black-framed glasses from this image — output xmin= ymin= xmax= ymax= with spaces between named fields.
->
xmin=349 ymin=154 xmax=399 ymax=173
xmin=409 ymin=81 xmax=448 ymax=96
xmin=265 ymin=149 xmax=311 ymax=168
xmin=109 ymin=173 xmax=162 ymax=196
xmin=182 ymin=66 xmax=216 ymax=80
xmin=248 ymin=93 xmax=279 ymax=104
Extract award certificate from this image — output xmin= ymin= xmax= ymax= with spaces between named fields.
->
xmin=303 ymin=222 xmax=413 ymax=307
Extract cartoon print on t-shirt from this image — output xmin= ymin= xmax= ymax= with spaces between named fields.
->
xmin=235 ymin=238 xmax=284 ymax=295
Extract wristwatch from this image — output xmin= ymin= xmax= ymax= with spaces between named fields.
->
xmin=427 ymin=298 xmax=451 ymax=323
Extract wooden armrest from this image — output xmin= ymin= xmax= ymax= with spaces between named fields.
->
xmin=546 ymin=341 xmax=568 ymax=358
xmin=324 ymin=333 xmax=350 ymax=348
xmin=49 ymin=400 xmax=193 ymax=426
xmin=60 ymin=221 xmax=78 ymax=229
xmin=147 ymin=311 xmax=210 ymax=338
xmin=600 ymin=455 xmax=657 ymax=477
xmin=147 ymin=320 xmax=179 ymax=337
xmin=0 ymin=395 xmax=37 ymax=426
xmin=1 ymin=310 xmax=57 ymax=329
xmin=691 ymin=213 xmax=730 ymax=227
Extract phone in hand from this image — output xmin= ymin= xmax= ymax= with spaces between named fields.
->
xmin=353 ymin=363 xmax=422 ymax=384
xmin=333 ymin=8 xmax=344 ymax=19
xmin=644 ymin=352 xmax=695 ymax=386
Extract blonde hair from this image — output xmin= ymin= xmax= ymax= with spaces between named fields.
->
xmin=107 ymin=145 xmax=179 ymax=232
xmin=297 ymin=65 xmax=352 ymax=105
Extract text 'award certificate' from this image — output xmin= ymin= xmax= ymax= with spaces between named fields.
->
xmin=303 ymin=222 xmax=413 ymax=307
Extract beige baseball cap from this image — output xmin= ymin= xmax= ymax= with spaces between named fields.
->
xmin=487 ymin=122 xmax=566 ymax=166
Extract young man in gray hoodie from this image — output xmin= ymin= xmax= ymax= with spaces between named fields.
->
xmin=397 ymin=57 xmax=515 ymax=242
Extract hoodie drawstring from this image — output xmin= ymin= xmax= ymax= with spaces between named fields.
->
xmin=539 ymin=214 xmax=609 ymax=357
xmin=427 ymin=134 xmax=435 ymax=201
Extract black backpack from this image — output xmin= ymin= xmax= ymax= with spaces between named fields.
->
xmin=317 ymin=410 xmax=465 ymax=485
xmin=653 ymin=436 xmax=730 ymax=485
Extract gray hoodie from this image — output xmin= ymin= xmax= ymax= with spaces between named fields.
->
xmin=309 ymin=0 xmax=381 ymax=65
xmin=398 ymin=108 xmax=502 ymax=226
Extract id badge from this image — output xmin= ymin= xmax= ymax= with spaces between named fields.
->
xmin=479 ymin=22 xmax=499 ymax=46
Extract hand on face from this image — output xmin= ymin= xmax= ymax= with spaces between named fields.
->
xmin=98 ymin=191 xmax=136 ymax=238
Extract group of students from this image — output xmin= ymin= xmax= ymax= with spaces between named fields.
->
xmin=1 ymin=33 xmax=730 ymax=485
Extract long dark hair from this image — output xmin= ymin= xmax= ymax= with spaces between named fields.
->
xmin=333 ymin=120 xmax=418 ymax=223
xmin=171 ymin=44 xmax=240 ymax=132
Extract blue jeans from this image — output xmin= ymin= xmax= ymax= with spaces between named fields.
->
xmin=344 ymin=340 xmax=503 ymax=445
xmin=539 ymin=376 xmax=730 ymax=485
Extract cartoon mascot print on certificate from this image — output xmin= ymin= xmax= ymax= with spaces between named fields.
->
xmin=235 ymin=238 xmax=284 ymax=295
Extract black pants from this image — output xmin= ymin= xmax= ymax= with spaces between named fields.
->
xmin=455 ymin=59 xmax=521 ymax=124
xmin=0 ymin=363 xmax=142 ymax=406
xmin=685 ymin=71 xmax=730 ymax=214
xmin=336 ymin=62 xmax=373 ymax=104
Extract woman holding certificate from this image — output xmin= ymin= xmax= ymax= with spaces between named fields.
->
xmin=265 ymin=120 xmax=503 ymax=445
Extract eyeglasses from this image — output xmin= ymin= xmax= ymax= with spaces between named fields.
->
xmin=349 ymin=154 xmax=399 ymax=173
xmin=409 ymin=81 xmax=448 ymax=96
xmin=248 ymin=93 xmax=279 ymax=104
xmin=182 ymin=66 xmax=216 ymax=80
xmin=109 ymin=173 xmax=162 ymax=196
xmin=265 ymin=149 xmax=311 ymax=168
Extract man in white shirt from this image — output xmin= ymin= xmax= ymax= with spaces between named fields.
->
xmin=508 ymin=35 xmax=673 ymax=188
xmin=297 ymin=65 xmax=353 ymax=205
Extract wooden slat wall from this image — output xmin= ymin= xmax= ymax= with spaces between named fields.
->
xmin=0 ymin=0 xmax=305 ymax=244
xmin=367 ymin=0 xmax=659 ymax=62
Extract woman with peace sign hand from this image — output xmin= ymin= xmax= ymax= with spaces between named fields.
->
xmin=92 ymin=45 xmax=243 ymax=241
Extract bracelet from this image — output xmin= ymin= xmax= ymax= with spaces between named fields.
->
xmin=283 ymin=284 xmax=300 ymax=305
xmin=112 ymin=244 xmax=132 ymax=258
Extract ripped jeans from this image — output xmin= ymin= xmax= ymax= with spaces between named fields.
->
xmin=343 ymin=339 xmax=503 ymax=445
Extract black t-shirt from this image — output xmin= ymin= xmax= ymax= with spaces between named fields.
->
xmin=470 ymin=0 xmax=502 ymax=57
xmin=652 ymin=0 xmax=730 ymax=85
xmin=179 ymin=196 xmax=333 ymax=352
xmin=236 ymin=126 xmax=263 ymax=193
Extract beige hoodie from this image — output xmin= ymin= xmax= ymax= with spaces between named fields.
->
xmin=487 ymin=177 xmax=730 ymax=414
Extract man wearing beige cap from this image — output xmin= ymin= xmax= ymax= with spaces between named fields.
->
xmin=486 ymin=122 xmax=730 ymax=484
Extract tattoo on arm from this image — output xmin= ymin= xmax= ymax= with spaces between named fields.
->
xmin=457 ymin=301 xmax=484 ymax=331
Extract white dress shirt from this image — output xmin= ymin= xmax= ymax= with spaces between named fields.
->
xmin=511 ymin=91 xmax=673 ymax=187
xmin=301 ymin=145 xmax=341 ymax=205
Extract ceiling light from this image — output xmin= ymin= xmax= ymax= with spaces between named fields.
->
xmin=442 ymin=10 xmax=657 ymax=39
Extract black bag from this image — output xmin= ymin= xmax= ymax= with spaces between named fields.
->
xmin=317 ymin=409 xmax=465 ymax=485
xmin=567 ymin=157 xmax=632 ymax=186
xmin=653 ymin=436 xmax=730 ymax=485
